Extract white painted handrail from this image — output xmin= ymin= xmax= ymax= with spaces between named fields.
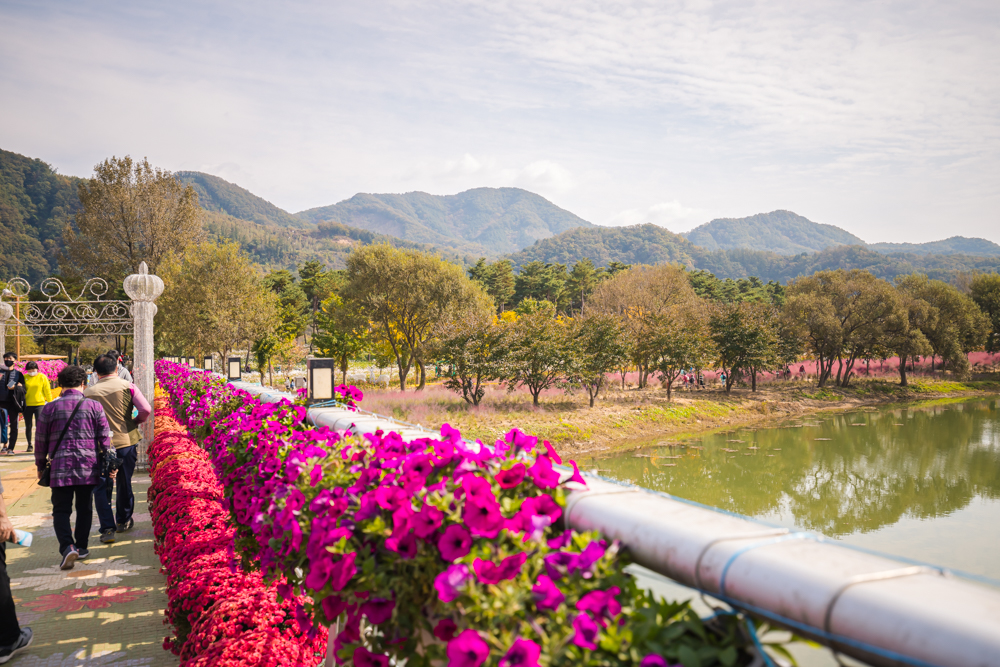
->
xmin=228 ymin=381 xmax=1000 ymax=667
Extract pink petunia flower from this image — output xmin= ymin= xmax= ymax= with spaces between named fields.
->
xmin=434 ymin=564 xmax=471 ymax=602
xmin=473 ymin=552 xmax=527 ymax=585
xmin=438 ymin=525 xmax=472 ymax=561
xmin=495 ymin=463 xmax=526 ymax=489
xmin=577 ymin=586 xmax=622 ymax=622
xmin=463 ymin=497 xmax=505 ymax=538
xmin=531 ymin=575 xmax=565 ymax=611
xmin=360 ymin=597 xmax=395 ymax=624
xmin=353 ymin=646 xmax=390 ymax=667
xmin=571 ymin=613 xmax=601 ymax=650
xmin=527 ymin=455 xmax=561 ymax=489
xmin=412 ymin=504 xmax=444 ymax=538
xmin=640 ymin=656 xmax=674 ymax=667
xmin=500 ymin=638 xmax=542 ymax=667
xmin=433 ymin=618 xmax=458 ymax=641
xmin=446 ymin=629 xmax=490 ymax=667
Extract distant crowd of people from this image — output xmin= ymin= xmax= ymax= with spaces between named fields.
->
xmin=0 ymin=350 xmax=149 ymax=662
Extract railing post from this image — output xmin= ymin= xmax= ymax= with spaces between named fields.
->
xmin=124 ymin=262 xmax=164 ymax=466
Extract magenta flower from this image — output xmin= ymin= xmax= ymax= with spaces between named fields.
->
xmin=568 ymin=460 xmax=587 ymax=486
xmin=391 ymin=531 xmax=418 ymax=559
xmin=464 ymin=497 xmax=505 ymax=538
xmin=434 ymin=564 xmax=471 ymax=602
xmin=640 ymin=656 xmax=672 ymax=667
xmin=328 ymin=551 xmax=358 ymax=591
xmin=412 ymin=504 xmax=444 ymax=538
xmin=309 ymin=464 xmax=323 ymax=487
xmin=434 ymin=618 xmax=458 ymax=641
xmin=447 ymin=629 xmax=490 ymax=667
xmin=577 ymin=586 xmax=622 ymax=621
xmin=571 ymin=613 xmax=601 ymax=650
xmin=500 ymin=638 xmax=541 ymax=667
xmin=438 ymin=525 xmax=472 ymax=561
xmin=532 ymin=575 xmax=565 ymax=611
xmin=547 ymin=530 xmax=573 ymax=549
xmin=473 ymin=552 xmax=527 ymax=585
xmin=353 ymin=646 xmax=390 ymax=667
xmin=520 ymin=494 xmax=562 ymax=525
xmin=543 ymin=551 xmax=576 ymax=580
xmin=571 ymin=540 xmax=607 ymax=576
xmin=496 ymin=463 xmax=526 ymax=489
xmin=361 ymin=597 xmax=395 ymax=624
xmin=541 ymin=440 xmax=562 ymax=465
xmin=527 ymin=455 xmax=561 ymax=489
xmin=321 ymin=594 xmax=348 ymax=620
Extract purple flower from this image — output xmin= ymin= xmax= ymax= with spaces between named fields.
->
xmin=571 ymin=540 xmax=607 ymax=576
xmin=543 ymin=551 xmax=576 ymax=580
xmin=434 ymin=564 xmax=471 ymax=602
xmin=500 ymin=638 xmax=541 ymax=667
xmin=434 ymin=618 xmax=458 ymax=641
xmin=386 ymin=531 xmax=418 ymax=559
xmin=309 ymin=464 xmax=324 ymax=487
xmin=320 ymin=595 xmax=347 ymax=620
xmin=571 ymin=613 xmax=601 ymax=650
xmin=353 ymin=647 xmax=389 ymax=667
xmin=568 ymin=460 xmax=587 ymax=487
xmin=447 ymin=629 xmax=490 ymax=667
xmin=438 ymin=525 xmax=473 ymax=561
xmin=541 ymin=440 xmax=562 ymax=465
xmin=361 ymin=597 xmax=395 ymax=624
xmin=412 ymin=504 xmax=444 ymax=538
xmin=532 ymin=575 xmax=565 ymax=611
xmin=473 ymin=552 xmax=527 ymax=585
xmin=496 ymin=463 xmax=526 ymax=489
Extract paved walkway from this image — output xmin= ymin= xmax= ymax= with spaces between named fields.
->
xmin=2 ymin=449 xmax=173 ymax=667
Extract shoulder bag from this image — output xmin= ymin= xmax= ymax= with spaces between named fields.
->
xmin=38 ymin=399 xmax=86 ymax=488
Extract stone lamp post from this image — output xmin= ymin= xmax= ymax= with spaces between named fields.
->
xmin=0 ymin=299 xmax=12 ymax=359
xmin=124 ymin=262 xmax=164 ymax=450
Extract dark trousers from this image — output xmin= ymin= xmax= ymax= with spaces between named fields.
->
xmin=0 ymin=542 xmax=20 ymax=645
xmin=51 ymin=484 xmax=95 ymax=554
xmin=3 ymin=405 xmax=17 ymax=451
xmin=93 ymin=475 xmax=116 ymax=532
xmin=23 ymin=405 xmax=41 ymax=446
xmin=115 ymin=445 xmax=137 ymax=524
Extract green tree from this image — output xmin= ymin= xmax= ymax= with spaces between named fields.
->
xmin=299 ymin=260 xmax=344 ymax=350
xmin=887 ymin=291 xmax=936 ymax=386
xmin=709 ymin=302 xmax=779 ymax=392
xmin=156 ymin=241 xmax=278 ymax=363
xmin=468 ymin=259 xmax=516 ymax=313
xmin=264 ymin=269 xmax=310 ymax=340
xmin=651 ymin=307 xmax=713 ymax=401
xmin=969 ymin=273 xmax=1000 ymax=353
xmin=567 ymin=259 xmax=603 ymax=312
xmin=567 ymin=314 xmax=628 ymax=407
xmin=514 ymin=261 xmax=568 ymax=310
xmin=896 ymin=274 xmax=990 ymax=376
xmin=344 ymin=245 xmax=484 ymax=391
xmin=431 ymin=295 xmax=505 ymax=406
xmin=313 ymin=294 xmax=371 ymax=384
xmin=67 ymin=156 xmax=202 ymax=280
xmin=500 ymin=304 xmax=570 ymax=406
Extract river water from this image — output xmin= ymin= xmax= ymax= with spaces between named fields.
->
xmin=586 ymin=397 xmax=1000 ymax=579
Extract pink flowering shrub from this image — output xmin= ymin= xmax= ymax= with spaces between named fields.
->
xmin=156 ymin=360 xmax=761 ymax=667
xmin=147 ymin=398 xmax=327 ymax=666
xmin=15 ymin=358 xmax=66 ymax=381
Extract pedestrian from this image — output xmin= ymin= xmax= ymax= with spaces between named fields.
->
xmin=0 ymin=409 xmax=6 ymax=450
xmin=34 ymin=365 xmax=114 ymax=570
xmin=0 ymin=467 xmax=34 ymax=663
xmin=0 ymin=353 xmax=26 ymax=455
xmin=85 ymin=354 xmax=150 ymax=541
xmin=22 ymin=361 xmax=52 ymax=454
xmin=88 ymin=349 xmax=132 ymax=387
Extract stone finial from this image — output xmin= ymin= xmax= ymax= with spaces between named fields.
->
xmin=0 ymin=300 xmax=11 ymax=322
xmin=123 ymin=261 xmax=165 ymax=302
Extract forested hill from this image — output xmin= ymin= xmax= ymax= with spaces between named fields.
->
xmin=176 ymin=171 xmax=312 ymax=229
xmin=506 ymin=223 xmax=1000 ymax=284
xmin=295 ymin=187 xmax=593 ymax=256
xmin=0 ymin=148 xmax=82 ymax=281
xmin=682 ymin=210 xmax=865 ymax=255
xmin=868 ymin=237 xmax=1000 ymax=257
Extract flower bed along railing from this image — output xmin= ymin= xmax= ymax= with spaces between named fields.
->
xmin=156 ymin=360 xmax=782 ymax=667
xmin=148 ymin=396 xmax=326 ymax=666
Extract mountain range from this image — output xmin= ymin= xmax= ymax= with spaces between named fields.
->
xmin=2 ymin=146 xmax=999 ymax=286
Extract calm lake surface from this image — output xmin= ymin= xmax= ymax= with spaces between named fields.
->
xmin=585 ymin=397 xmax=1000 ymax=580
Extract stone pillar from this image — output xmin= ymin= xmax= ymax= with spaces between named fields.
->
xmin=0 ymin=300 xmax=10 ymax=359
xmin=123 ymin=262 xmax=164 ymax=461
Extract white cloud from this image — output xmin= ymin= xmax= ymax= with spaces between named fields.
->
xmin=606 ymin=200 xmax=710 ymax=231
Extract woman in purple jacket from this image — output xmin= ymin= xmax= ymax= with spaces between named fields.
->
xmin=33 ymin=365 xmax=113 ymax=570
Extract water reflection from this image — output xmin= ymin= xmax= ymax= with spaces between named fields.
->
xmin=587 ymin=399 xmax=1000 ymax=537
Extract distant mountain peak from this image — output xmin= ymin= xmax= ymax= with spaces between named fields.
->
xmin=682 ymin=210 xmax=865 ymax=255
xmin=176 ymin=171 xmax=312 ymax=230
xmin=295 ymin=187 xmax=593 ymax=256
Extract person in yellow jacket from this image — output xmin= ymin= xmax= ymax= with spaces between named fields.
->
xmin=23 ymin=361 xmax=52 ymax=454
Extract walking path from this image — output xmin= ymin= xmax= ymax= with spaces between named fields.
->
xmin=2 ymin=449 xmax=172 ymax=666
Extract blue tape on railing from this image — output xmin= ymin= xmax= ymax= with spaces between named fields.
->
xmin=718 ymin=532 xmax=819 ymax=596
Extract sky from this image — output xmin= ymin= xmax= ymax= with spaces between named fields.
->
xmin=1 ymin=0 xmax=998 ymax=242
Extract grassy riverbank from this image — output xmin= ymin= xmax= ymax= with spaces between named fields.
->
xmin=353 ymin=376 xmax=1000 ymax=457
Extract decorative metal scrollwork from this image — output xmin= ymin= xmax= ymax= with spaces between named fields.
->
xmin=1 ymin=276 xmax=133 ymax=337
